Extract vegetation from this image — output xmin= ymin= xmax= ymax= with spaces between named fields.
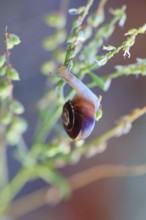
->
xmin=0 ymin=0 xmax=146 ymax=218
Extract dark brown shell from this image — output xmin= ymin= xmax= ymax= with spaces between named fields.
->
xmin=62 ymin=96 xmax=96 ymax=140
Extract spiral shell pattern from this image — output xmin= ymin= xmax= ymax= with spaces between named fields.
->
xmin=62 ymin=96 xmax=96 ymax=140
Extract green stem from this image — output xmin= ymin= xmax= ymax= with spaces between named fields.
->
xmin=0 ymin=147 xmax=8 ymax=189
xmin=0 ymin=168 xmax=31 ymax=214
xmin=70 ymin=105 xmax=146 ymax=157
xmin=64 ymin=0 xmax=94 ymax=67
xmin=33 ymin=105 xmax=62 ymax=144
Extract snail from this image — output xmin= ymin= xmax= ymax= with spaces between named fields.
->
xmin=58 ymin=65 xmax=101 ymax=140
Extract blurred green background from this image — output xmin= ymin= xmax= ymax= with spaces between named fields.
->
xmin=0 ymin=0 xmax=146 ymax=220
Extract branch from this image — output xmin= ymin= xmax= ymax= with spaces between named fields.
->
xmin=64 ymin=0 xmax=94 ymax=67
xmin=6 ymin=164 xmax=146 ymax=219
xmin=70 ymin=105 xmax=146 ymax=158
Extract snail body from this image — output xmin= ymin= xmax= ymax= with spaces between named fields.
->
xmin=58 ymin=66 xmax=100 ymax=140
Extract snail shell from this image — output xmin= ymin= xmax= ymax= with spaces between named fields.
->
xmin=62 ymin=96 xmax=96 ymax=140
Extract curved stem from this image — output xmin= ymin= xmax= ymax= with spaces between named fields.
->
xmin=6 ymin=164 xmax=146 ymax=218
xmin=0 ymin=168 xmax=31 ymax=214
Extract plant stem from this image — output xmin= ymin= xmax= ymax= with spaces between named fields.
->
xmin=6 ymin=164 xmax=146 ymax=218
xmin=64 ymin=0 xmax=94 ymax=67
xmin=0 ymin=147 xmax=8 ymax=189
xmin=95 ymin=0 xmax=107 ymax=16
xmin=0 ymin=168 xmax=31 ymax=214
xmin=33 ymin=105 xmax=62 ymax=144
xmin=70 ymin=105 xmax=146 ymax=156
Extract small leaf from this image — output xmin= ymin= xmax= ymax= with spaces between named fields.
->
xmin=88 ymin=11 xmax=104 ymax=27
xmin=41 ymin=61 xmax=56 ymax=74
xmin=103 ymin=45 xmax=116 ymax=51
xmin=77 ymin=31 xmax=85 ymax=42
xmin=42 ymin=37 xmax=57 ymax=51
xmin=54 ymin=49 xmax=66 ymax=63
xmin=0 ymin=66 xmax=7 ymax=76
xmin=67 ymin=35 xmax=76 ymax=43
xmin=68 ymin=8 xmax=78 ymax=15
xmin=6 ymin=117 xmax=27 ymax=145
xmin=7 ymin=34 xmax=21 ymax=49
xmin=45 ymin=13 xmax=66 ymax=29
xmin=7 ymin=68 xmax=20 ymax=80
xmin=96 ymin=109 xmax=103 ymax=121
xmin=0 ymin=55 xmax=6 ymax=67
xmin=68 ymin=6 xmax=85 ymax=15
xmin=1 ymin=111 xmax=12 ymax=125
xmin=119 ymin=14 xmax=127 ymax=27
xmin=125 ymin=29 xmax=137 ymax=36
xmin=72 ymin=20 xmax=82 ymax=29
xmin=82 ymin=26 xmax=92 ymax=41
xmin=68 ymin=50 xmax=76 ymax=60
xmin=96 ymin=55 xmax=108 ymax=66
xmin=10 ymin=100 xmax=25 ymax=114
xmin=55 ymin=30 xmax=66 ymax=44
xmin=13 ymin=117 xmax=27 ymax=133
xmin=110 ymin=5 xmax=127 ymax=16
xmin=42 ymin=31 xmax=66 ymax=51
xmin=0 ymin=81 xmax=12 ymax=99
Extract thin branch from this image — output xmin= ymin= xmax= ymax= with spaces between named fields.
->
xmin=6 ymin=164 xmax=146 ymax=218
xmin=64 ymin=0 xmax=94 ymax=67
xmin=95 ymin=0 xmax=108 ymax=16
xmin=69 ymin=105 xmax=146 ymax=157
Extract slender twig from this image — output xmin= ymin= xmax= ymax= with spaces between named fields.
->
xmin=6 ymin=164 xmax=146 ymax=218
xmin=0 ymin=147 xmax=8 ymax=188
xmin=0 ymin=28 xmax=11 ymax=189
xmin=4 ymin=26 xmax=10 ymax=66
xmin=64 ymin=0 xmax=94 ymax=67
xmin=95 ymin=0 xmax=107 ymax=16
xmin=67 ymin=105 xmax=146 ymax=157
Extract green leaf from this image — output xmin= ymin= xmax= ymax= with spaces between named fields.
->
xmin=103 ymin=45 xmax=116 ymax=51
xmin=1 ymin=111 xmax=12 ymax=125
xmin=0 ymin=81 xmax=12 ymax=99
xmin=55 ymin=30 xmax=66 ymax=44
xmin=41 ymin=61 xmax=56 ymax=74
xmin=45 ymin=13 xmax=66 ymax=29
xmin=42 ymin=31 xmax=66 ymax=51
xmin=67 ymin=35 xmax=76 ymax=43
xmin=7 ymin=68 xmax=20 ymax=80
xmin=7 ymin=34 xmax=21 ymax=49
xmin=72 ymin=20 xmax=82 ymax=29
xmin=68 ymin=6 xmax=85 ymax=15
xmin=119 ymin=13 xmax=127 ymax=27
xmin=54 ymin=49 xmax=66 ymax=63
xmin=88 ymin=11 xmax=104 ymax=27
xmin=42 ymin=37 xmax=57 ymax=51
xmin=10 ymin=100 xmax=25 ymax=114
xmin=6 ymin=117 xmax=27 ymax=145
xmin=96 ymin=109 xmax=103 ymax=121
xmin=0 ymin=66 xmax=7 ymax=76
xmin=0 ymin=55 xmax=6 ymax=67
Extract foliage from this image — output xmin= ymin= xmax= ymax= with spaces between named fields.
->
xmin=0 ymin=0 xmax=146 ymax=218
